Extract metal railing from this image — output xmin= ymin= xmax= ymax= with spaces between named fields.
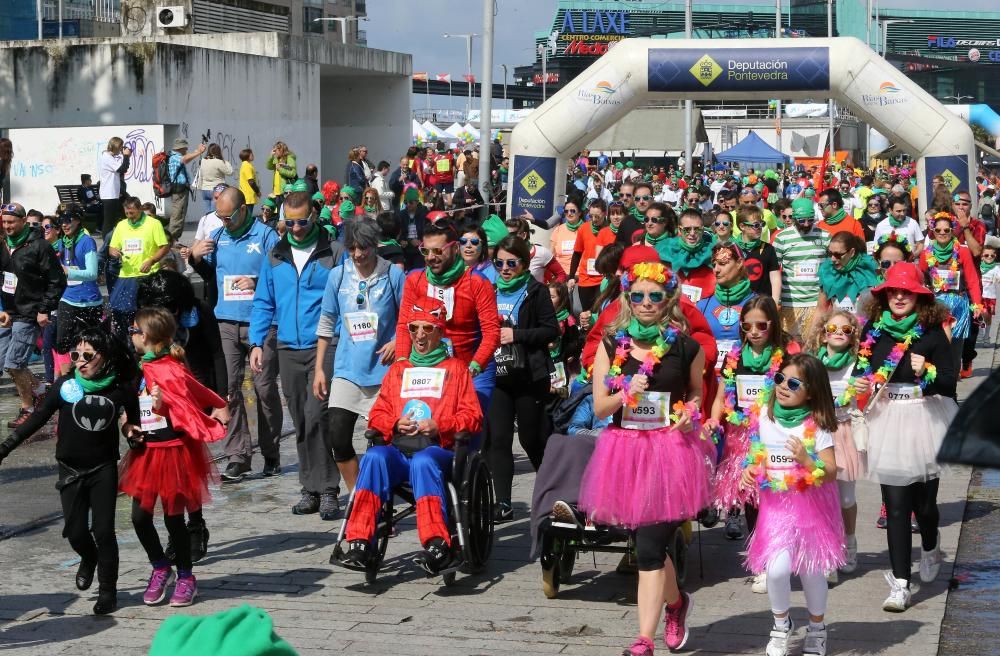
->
xmin=41 ymin=0 xmax=120 ymax=23
xmin=412 ymin=109 xmax=469 ymax=124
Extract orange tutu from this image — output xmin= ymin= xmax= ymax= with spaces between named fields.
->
xmin=119 ymin=439 xmax=217 ymax=515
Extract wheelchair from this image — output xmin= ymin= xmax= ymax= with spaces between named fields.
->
xmin=330 ymin=429 xmax=495 ymax=586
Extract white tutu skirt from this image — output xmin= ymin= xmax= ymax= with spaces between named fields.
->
xmin=833 ymin=420 xmax=867 ymax=482
xmin=865 ymin=394 xmax=957 ymax=486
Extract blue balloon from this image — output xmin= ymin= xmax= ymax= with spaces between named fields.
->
xmin=60 ymin=378 xmax=85 ymax=404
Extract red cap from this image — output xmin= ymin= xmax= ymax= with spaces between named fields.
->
xmin=871 ymin=262 xmax=933 ymax=297
xmin=620 ymin=244 xmax=660 ymax=271
xmin=408 ymin=297 xmax=448 ymax=330
xmin=426 ymin=210 xmax=449 ymax=223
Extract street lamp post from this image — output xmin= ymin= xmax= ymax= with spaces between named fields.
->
xmin=944 ymin=94 xmax=976 ymax=104
xmin=444 ymin=33 xmax=479 ymax=118
xmin=827 ymin=0 xmax=835 ymax=166
xmin=478 ymin=0 xmax=495 ymax=217
xmin=312 ymin=16 xmax=369 ymax=45
xmin=501 ymin=64 xmax=508 ymax=106
xmin=683 ymin=0 xmax=693 ymax=176
xmin=537 ymin=43 xmax=548 ymax=103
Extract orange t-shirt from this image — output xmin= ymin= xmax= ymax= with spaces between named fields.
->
xmin=573 ymin=223 xmax=614 ymax=287
xmin=817 ymin=214 xmax=866 ymax=241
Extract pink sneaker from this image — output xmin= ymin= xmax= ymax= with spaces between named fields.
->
xmin=623 ymin=636 xmax=655 ymax=656
xmin=169 ymin=575 xmax=197 ymax=607
xmin=663 ymin=591 xmax=692 ymax=651
xmin=143 ymin=566 xmax=174 ymax=605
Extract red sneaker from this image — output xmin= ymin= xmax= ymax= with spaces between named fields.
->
xmin=960 ymin=364 xmax=973 ymax=379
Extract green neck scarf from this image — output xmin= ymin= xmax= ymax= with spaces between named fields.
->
xmin=888 ymin=213 xmax=906 ymax=229
xmin=645 ymin=231 xmax=669 ymax=245
xmin=61 ymin=230 xmax=81 ymax=253
xmin=74 ymin=368 xmax=116 ymax=393
xmin=736 ymin=236 xmax=761 ymax=252
xmin=772 ymin=403 xmax=811 ymax=428
xmin=128 ymin=213 xmax=147 ymax=229
xmin=379 ymin=239 xmax=401 ymax=248
xmin=629 ymin=206 xmax=643 ymax=221
xmin=741 ymin=343 xmax=774 ymax=373
xmin=564 ymin=218 xmax=583 ymax=232
xmin=824 ymin=208 xmax=847 ymax=225
xmin=932 ymin=239 xmax=957 ymax=263
xmin=287 ymin=223 xmax=320 ymax=249
xmin=627 ymin=318 xmax=661 ymax=342
xmin=667 ymin=233 xmax=715 ymax=272
xmin=425 ymin=256 xmax=467 ymax=287
xmin=715 ymin=277 xmax=752 ymax=305
xmin=590 ymin=220 xmax=605 ymax=235
xmin=139 ymin=349 xmax=171 ymax=369
xmin=879 ymin=310 xmax=918 ymax=340
xmin=226 ymin=215 xmax=254 ymax=239
xmin=555 ymin=308 xmax=570 ymax=322
xmin=981 ymin=260 xmax=997 ymax=275
xmin=6 ymin=226 xmax=30 ymax=249
xmin=495 ymin=271 xmax=530 ymax=293
xmin=817 ymin=345 xmax=852 ymax=370
xmin=609 ymin=223 xmax=620 ymax=234
xmin=409 ymin=344 xmax=448 ymax=367
xmin=817 ymin=254 xmax=879 ymax=303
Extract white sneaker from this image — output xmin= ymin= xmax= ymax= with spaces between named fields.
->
xmin=882 ymin=571 xmax=911 ymax=612
xmin=825 ymin=569 xmax=838 ymax=585
xmin=919 ymin=530 xmax=944 ymax=583
xmin=802 ymin=626 xmax=828 ymax=656
xmin=765 ymin=619 xmax=794 ymax=656
xmin=752 ymin=571 xmax=768 ymax=594
xmin=839 ymin=535 xmax=858 ymax=574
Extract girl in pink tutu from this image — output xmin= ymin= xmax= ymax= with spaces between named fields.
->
xmin=120 ymin=307 xmax=227 ymax=608
xmin=742 ymin=353 xmax=845 ymax=656
xmin=807 ymin=309 xmax=866 ymax=580
xmin=578 ymin=262 xmax=714 ymax=656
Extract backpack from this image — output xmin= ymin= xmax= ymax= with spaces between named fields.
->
xmin=152 ymin=151 xmax=172 ymax=198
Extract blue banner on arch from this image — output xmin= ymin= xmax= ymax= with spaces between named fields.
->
xmin=648 ymin=47 xmax=830 ymax=93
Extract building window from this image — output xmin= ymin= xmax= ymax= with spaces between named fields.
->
xmin=303 ymin=6 xmax=323 ymax=34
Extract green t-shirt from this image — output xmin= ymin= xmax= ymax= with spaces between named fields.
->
xmin=109 ymin=214 xmax=169 ymax=278
xmin=772 ymin=225 xmax=830 ymax=307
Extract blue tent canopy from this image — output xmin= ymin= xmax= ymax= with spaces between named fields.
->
xmin=715 ymin=131 xmax=788 ymax=165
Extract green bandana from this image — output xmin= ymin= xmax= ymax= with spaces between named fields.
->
xmin=817 ymin=254 xmax=879 ymax=303
xmin=6 ymin=226 xmax=30 ymax=249
xmin=772 ymin=403 xmax=811 ymax=428
xmin=287 ymin=223 xmax=320 ymax=249
xmin=74 ymin=368 xmax=116 ymax=393
xmin=556 ymin=308 xmax=570 ymax=323
xmin=627 ymin=318 xmax=662 ymax=342
xmin=408 ymin=344 xmax=448 ymax=367
xmin=741 ymin=343 xmax=774 ymax=373
xmin=590 ymin=220 xmax=604 ymax=235
xmin=817 ymin=346 xmax=852 ymax=370
xmin=932 ymin=239 xmax=957 ymax=264
xmin=564 ymin=218 xmax=583 ymax=232
xmin=824 ymin=208 xmax=847 ymax=226
xmin=715 ymin=277 xmax=752 ymax=305
xmin=128 ymin=213 xmax=147 ymax=229
xmin=736 ymin=237 xmax=761 ymax=252
xmin=981 ymin=260 xmax=997 ymax=275
xmin=645 ymin=231 xmax=669 ymax=245
xmin=495 ymin=271 xmax=530 ymax=293
xmin=609 ymin=223 xmax=619 ymax=234
xmin=630 ymin=206 xmax=643 ymax=221
xmin=225 ymin=213 xmax=254 ymax=240
xmin=425 ymin=256 xmax=467 ymax=287
xmin=665 ymin=232 xmax=715 ymax=273
xmin=879 ymin=310 xmax=918 ymax=340
xmin=379 ymin=239 xmax=401 ymax=248
xmin=888 ymin=213 xmax=906 ymax=229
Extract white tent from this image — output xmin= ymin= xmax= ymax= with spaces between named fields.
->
xmin=461 ymin=123 xmax=480 ymax=140
xmin=444 ymin=122 xmax=465 ymax=138
xmin=421 ymin=120 xmax=443 ymax=140
xmin=412 ymin=119 xmax=430 ymax=144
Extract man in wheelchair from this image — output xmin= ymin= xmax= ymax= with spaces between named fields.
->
xmin=341 ymin=298 xmax=483 ymax=574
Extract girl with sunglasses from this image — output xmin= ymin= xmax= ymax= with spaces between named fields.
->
xmin=854 ymin=263 xmax=957 ymax=613
xmin=486 ymin=235 xmax=560 ymax=522
xmin=53 ymin=206 xmax=103 ymax=376
xmin=550 ymin=200 xmax=585 ymax=277
xmin=708 ymin=296 xmax=790 ymax=575
xmin=742 ymin=353 xmax=843 ymax=656
xmin=698 ymin=243 xmax=756 ymax=372
xmin=712 ymin=208 xmax=734 ymax=244
xmin=120 ymin=307 xmax=227 ymax=609
xmin=0 ymin=327 xmax=139 ymax=615
xmin=816 ymin=232 xmax=879 ymax=317
xmin=873 ymin=232 xmax=912 ymax=284
xmin=806 ymin=310 xmax=866 ymax=579
xmin=980 ymin=244 xmax=999 ymax=329
xmin=458 ymin=224 xmax=497 ymax=283
xmin=579 ymin=262 xmax=711 ymax=655
xmin=547 ymin=281 xmax=580 ymax=394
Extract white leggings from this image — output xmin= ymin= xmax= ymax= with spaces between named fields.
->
xmin=837 ymin=479 xmax=856 ymax=509
xmin=766 ymin=549 xmax=828 ymax=617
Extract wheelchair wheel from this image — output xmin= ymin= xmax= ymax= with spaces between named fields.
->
xmin=460 ymin=454 xmax=495 ymax=573
xmin=541 ymin=559 xmax=560 ymax=599
xmin=670 ymin=525 xmax=688 ymax=588
xmin=365 ymin=506 xmax=392 ymax=585
xmin=558 ymin=548 xmax=575 ymax=584
xmin=442 ymin=570 xmax=457 ymax=587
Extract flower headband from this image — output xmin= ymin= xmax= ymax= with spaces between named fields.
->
xmin=620 ymin=262 xmax=678 ymax=294
xmin=877 ymin=230 xmax=912 ymax=254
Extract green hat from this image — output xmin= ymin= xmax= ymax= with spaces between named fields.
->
xmin=285 ymin=179 xmax=308 ymax=193
xmin=626 ymin=160 xmax=634 ymax=167
xmin=791 ymin=197 xmax=815 ymax=220
xmin=804 ymin=188 xmax=816 ymax=198
xmin=341 ymin=186 xmax=358 ymax=201
xmin=311 ymin=191 xmax=325 ymax=203
xmin=403 ymin=187 xmax=419 ymax=202
xmin=149 ymin=605 xmax=298 ymax=656
xmin=262 ymin=197 xmax=277 ymax=210
xmin=338 ymin=199 xmax=355 ymax=218
xmin=319 ymin=206 xmax=333 ymax=221
xmin=482 ymin=213 xmax=508 ymax=248
xmin=754 ymin=183 xmax=764 ymax=192
xmin=764 ymin=169 xmax=778 ymax=180
xmin=615 ymin=162 xmax=624 ymax=170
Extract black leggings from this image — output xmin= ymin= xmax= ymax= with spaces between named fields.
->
xmin=635 ymin=521 xmax=683 ymax=571
xmin=131 ymin=498 xmax=192 ymax=572
xmin=329 ymin=406 xmax=360 ymax=462
xmin=882 ymin=479 xmax=940 ymax=582
xmin=487 ymin=377 xmax=551 ymax=505
xmin=578 ymin=285 xmax=601 ymax=314
xmin=59 ymin=463 xmax=119 ymax=592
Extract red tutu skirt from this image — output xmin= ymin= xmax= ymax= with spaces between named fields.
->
xmin=712 ymin=423 xmax=759 ymax=511
xmin=578 ymin=424 xmax=714 ymax=528
xmin=119 ymin=439 xmax=217 ymax=515
xmin=746 ymin=483 xmax=845 ymax=576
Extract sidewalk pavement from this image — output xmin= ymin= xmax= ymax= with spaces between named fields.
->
xmin=0 ymin=331 xmax=994 ymax=655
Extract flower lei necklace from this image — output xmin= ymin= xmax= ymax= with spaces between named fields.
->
xmin=837 ymin=316 xmax=937 ymax=407
xmin=720 ymin=343 xmax=783 ymax=427
xmin=925 ymin=239 xmax=961 ymax=293
xmin=744 ymin=414 xmax=827 ymax=493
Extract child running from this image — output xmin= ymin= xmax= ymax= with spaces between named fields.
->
xmin=742 ymin=353 xmax=845 ymax=656
xmin=119 ymin=307 xmax=227 ymax=607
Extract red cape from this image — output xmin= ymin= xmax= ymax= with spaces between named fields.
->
xmin=142 ymin=357 xmax=227 ymax=443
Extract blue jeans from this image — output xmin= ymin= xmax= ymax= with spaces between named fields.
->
xmin=201 ymin=189 xmax=215 ymax=211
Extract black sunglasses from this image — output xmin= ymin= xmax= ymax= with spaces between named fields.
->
xmin=774 ymin=372 xmax=804 ymax=392
xmin=494 ymin=258 xmax=520 ymax=270
xmin=284 ymin=218 xmax=310 ymax=228
xmin=458 ymin=237 xmax=481 ymax=247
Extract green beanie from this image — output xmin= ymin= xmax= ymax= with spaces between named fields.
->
xmin=403 ymin=187 xmax=420 ymax=202
xmin=341 ymin=186 xmax=357 ymax=201
xmin=286 ymin=179 xmax=308 ymax=193
xmin=626 ymin=160 xmax=634 ymax=167
xmin=791 ymin=197 xmax=816 ymax=220
xmin=764 ymin=169 xmax=778 ymax=180
xmin=311 ymin=191 xmax=325 ymax=204
xmin=482 ymin=213 xmax=508 ymax=248
xmin=262 ymin=197 xmax=277 ymax=210
xmin=615 ymin=162 xmax=624 ymax=170
xmin=804 ymin=188 xmax=816 ymax=198
xmin=149 ymin=605 xmax=298 ymax=656
xmin=319 ymin=206 xmax=333 ymax=221
xmin=339 ymin=199 xmax=356 ymax=219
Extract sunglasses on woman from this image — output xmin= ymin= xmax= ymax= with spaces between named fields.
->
xmin=774 ymin=372 xmax=805 ymax=392
xmin=70 ymin=350 xmax=97 ymax=362
xmin=284 ymin=218 xmax=310 ymax=228
xmin=740 ymin=320 xmax=771 ymax=332
xmin=824 ymin=324 xmax=855 ymax=336
xmin=458 ymin=237 xmax=481 ymax=247
xmin=628 ymin=290 xmax=667 ymax=304
xmin=493 ymin=258 xmax=520 ymax=270
xmin=645 ymin=216 xmax=667 ymax=224
xmin=827 ymin=249 xmax=850 ymax=259
xmin=933 ymin=228 xmax=952 ymax=235
xmin=714 ymin=220 xmax=731 ymax=228
xmin=880 ymin=259 xmax=896 ymax=270
xmin=564 ymin=209 xmax=579 ymax=215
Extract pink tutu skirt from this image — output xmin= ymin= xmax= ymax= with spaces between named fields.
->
xmin=578 ymin=424 xmax=714 ymax=528
xmin=712 ymin=424 xmax=759 ymax=511
xmin=746 ymin=483 xmax=846 ymax=576
xmin=833 ymin=420 xmax=866 ymax=482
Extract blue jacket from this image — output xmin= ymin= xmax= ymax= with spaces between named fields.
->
xmin=317 ymin=257 xmax=405 ymax=387
xmin=199 ymin=219 xmax=279 ymax=322
xmin=250 ymin=229 xmax=345 ymax=349
xmin=568 ymin=394 xmax=610 ymax=436
xmin=57 ymin=233 xmax=102 ymax=306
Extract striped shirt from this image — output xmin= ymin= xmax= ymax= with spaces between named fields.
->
xmin=773 ymin=226 xmax=829 ymax=307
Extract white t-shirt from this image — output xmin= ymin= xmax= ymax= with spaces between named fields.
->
xmin=291 ymin=244 xmax=315 ymax=274
xmin=194 ymin=212 xmax=224 ymax=242
xmin=586 ymin=187 xmax=613 ymax=204
xmin=873 ymin=217 xmax=923 ymax=252
xmin=528 ymin=244 xmax=555 ymax=283
xmin=757 ymin=413 xmax=834 ymax=480
xmin=982 ymin=266 xmax=1000 ymax=301
xmin=98 ymin=151 xmax=123 ymax=200
xmin=657 ymin=188 xmax=681 ymax=206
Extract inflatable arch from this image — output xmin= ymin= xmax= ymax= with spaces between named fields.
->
xmin=508 ymin=37 xmax=976 ymax=222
